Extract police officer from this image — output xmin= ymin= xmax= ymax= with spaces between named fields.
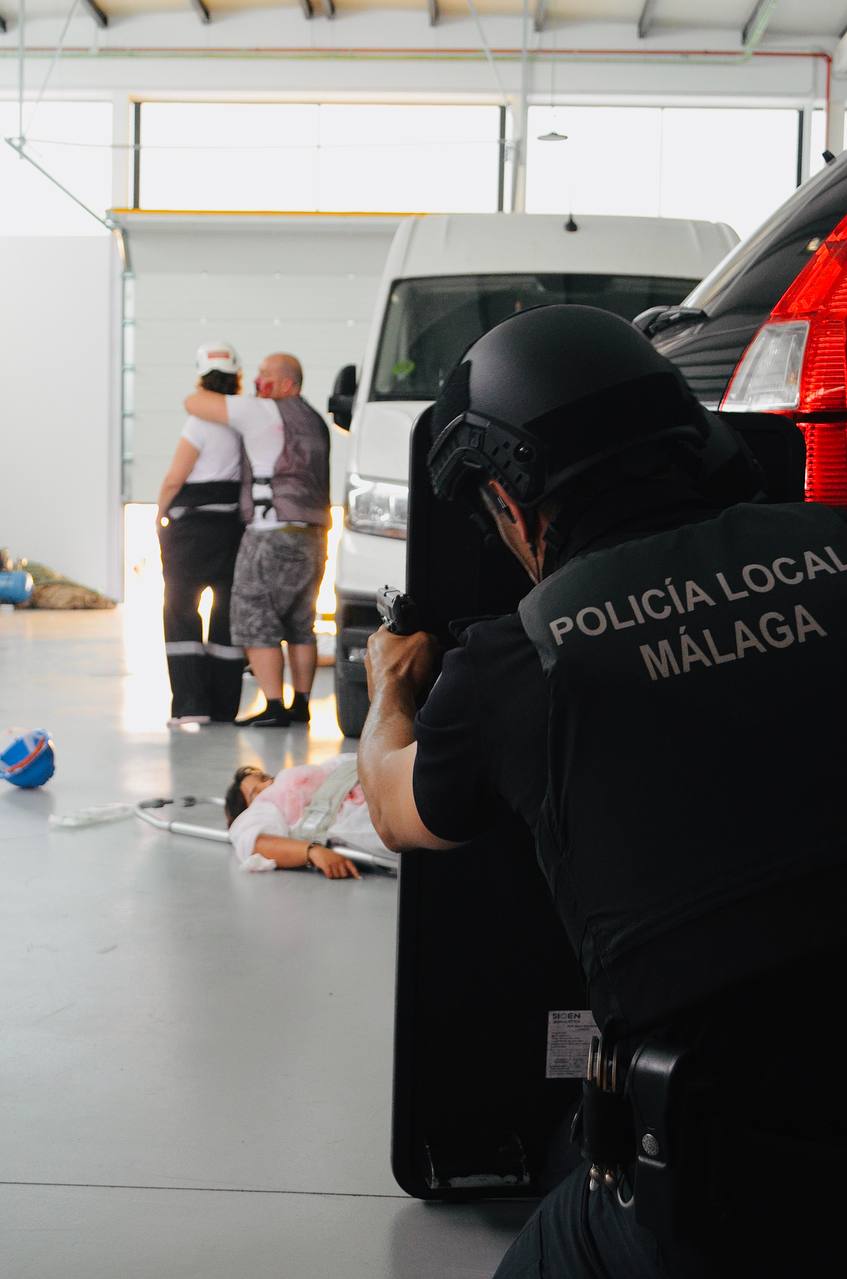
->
xmin=358 ymin=305 xmax=847 ymax=1277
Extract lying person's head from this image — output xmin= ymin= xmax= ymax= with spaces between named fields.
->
xmin=224 ymin=765 xmax=273 ymax=826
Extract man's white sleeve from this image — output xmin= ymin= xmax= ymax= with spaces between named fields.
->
xmin=225 ymin=396 xmax=283 ymax=450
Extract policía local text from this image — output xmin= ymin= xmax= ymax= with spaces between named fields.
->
xmin=547 ymin=545 xmax=846 ymax=681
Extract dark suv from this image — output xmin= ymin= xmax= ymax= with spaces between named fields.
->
xmin=637 ymin=150 xmax=847 ymax=506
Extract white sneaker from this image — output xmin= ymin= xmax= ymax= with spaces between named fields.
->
xmin=167 ymin=715 xmax=211 ymax=727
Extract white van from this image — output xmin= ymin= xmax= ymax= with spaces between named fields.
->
xmin=328 ymin=211 xmax=738 ymax=736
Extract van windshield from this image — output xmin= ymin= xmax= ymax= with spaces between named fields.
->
xmin=372 ymin=272 xmax=697 ymax=401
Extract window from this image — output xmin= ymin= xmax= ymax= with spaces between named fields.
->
xmin=136 ymin=103 xmax=502 ymax=213
xmin=0 ymin=101 xmax=113 ymax=236
xmin=138 ymin=103 xmax=319 ymax=211
xmin=659 ymin=108 xmax=798 ymax=239
xmin=526 ymin=106 xmax=799 ymax=240
xmin=809 ymin=108 xmax=842 ymax=179
xmin=316 ymin=105 xmax=501 ymax=214
xmin=527 ymin=106 xmax=663 ymax=219
xmin=373 ymin=272 xmax=697 ymax=401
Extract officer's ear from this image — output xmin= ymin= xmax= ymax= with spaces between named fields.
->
xmin=489 ymin=480 xmax=544 ymax=553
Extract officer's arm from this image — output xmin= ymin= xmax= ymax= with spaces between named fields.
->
xmin=184 ymin=390 xmax=229 ymax=425
xmin=359 ymin=630 xmax=464 ymax=853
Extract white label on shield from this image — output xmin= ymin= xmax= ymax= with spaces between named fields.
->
xmin=546 ymin=1010 xmax=599 ymax=1079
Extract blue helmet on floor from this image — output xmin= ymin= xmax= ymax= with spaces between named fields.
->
xmin=0 ymin=571 xmax=33 ymax=605
xmin=0 ymin=729 xmax=56 ymax=788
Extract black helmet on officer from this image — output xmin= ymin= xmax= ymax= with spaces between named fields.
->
xmin=425 ymin=304 xmax=760 ymax=577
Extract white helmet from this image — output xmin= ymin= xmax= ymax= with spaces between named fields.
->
xmin=195 ymin=341 xmax=241 ymax=376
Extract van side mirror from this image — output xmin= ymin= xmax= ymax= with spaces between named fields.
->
xmin=328 ymin=364 xmax=358 ymax=431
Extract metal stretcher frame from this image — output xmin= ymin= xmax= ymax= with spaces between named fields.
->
xmin=133 ymin=796 xmax=399 ymax=873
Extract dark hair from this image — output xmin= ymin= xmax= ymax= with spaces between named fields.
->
xmin=224 ymin=764 xmax=267 ymax=827
xmin=201 ymin=369 xmax=241 ymax=396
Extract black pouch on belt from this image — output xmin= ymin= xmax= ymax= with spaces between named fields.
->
xmin=579 ymin=1080 xmax=635 ymax=1174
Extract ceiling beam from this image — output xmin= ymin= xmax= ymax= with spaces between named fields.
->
xmin=320 ymin=0 xmax=335 ymax=14
xmin=637 ymin=0 xmax=656 ymax=40
xmin=81 ymin=0 xmax=108 ymax=27
xmin=190 ymin=0 xmax=211 ymax=21
xmin=427 ymin=0 xmax=439 ymax=26
xmin=742 ymin=0 xmax=778 ymax=49
xmin=300 ymin=0 xmax=313 ymax=17
xmin=533 ymin=0 xmax=546 ymax=33
xmin=0 ymin=14 xmax=7 ymax=34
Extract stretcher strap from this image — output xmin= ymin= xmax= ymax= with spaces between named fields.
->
xmin=290 ymin=758 xmax=361 ymax=844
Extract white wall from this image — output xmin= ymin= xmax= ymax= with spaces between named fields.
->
xmin=0 ymin=237 xmax=120 ymax=598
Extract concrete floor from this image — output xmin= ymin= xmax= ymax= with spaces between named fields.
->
xmin=0 ymin=604 xmax=535 ymax=1278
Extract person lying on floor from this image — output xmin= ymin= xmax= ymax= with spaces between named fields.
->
xmin=224 ymin=753 xmax=391 ymax=878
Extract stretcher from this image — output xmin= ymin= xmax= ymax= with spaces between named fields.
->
xmin=133 ymin=795 xmax=398 ymax=873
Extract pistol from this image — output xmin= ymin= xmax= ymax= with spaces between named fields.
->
xmin=376 ymin=585 xmax=422 ymax=636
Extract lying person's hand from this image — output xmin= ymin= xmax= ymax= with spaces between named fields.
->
xmin=310 ymin=846 xmax=362 ymax=880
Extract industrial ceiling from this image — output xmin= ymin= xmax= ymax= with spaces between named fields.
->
xmin=1 ymin=1 xmax=845 ymax=43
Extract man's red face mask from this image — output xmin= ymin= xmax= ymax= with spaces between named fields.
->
xmin=254 ymin=377 xmax=274 ymax=398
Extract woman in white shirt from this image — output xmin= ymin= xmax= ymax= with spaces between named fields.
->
xmin=224 ymin=755 xmax=393 ymax=878
xmin=156 ymin=342 xmax=246 ymax=725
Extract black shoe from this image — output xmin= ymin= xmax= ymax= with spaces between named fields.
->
xmin=287 ymin=695 xmax=310 ymax=724
xmin=236 ymin=700 xmax=291 ymax=728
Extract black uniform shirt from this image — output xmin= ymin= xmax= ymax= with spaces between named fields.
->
xmin=412 ymin=613 xmax=547 ymax=843
xmin=412 ymin=483 xmax=723 ymax=845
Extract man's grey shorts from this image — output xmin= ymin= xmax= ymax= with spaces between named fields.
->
xmin=231 ymin=527 xmax=327 ymax=648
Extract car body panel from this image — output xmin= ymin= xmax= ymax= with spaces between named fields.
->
xmin=652 ymin=153 xmax=847 ymax=406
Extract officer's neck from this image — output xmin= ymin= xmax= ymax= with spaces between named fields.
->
xmin=546 ymin=475 xmax=725 ymax=571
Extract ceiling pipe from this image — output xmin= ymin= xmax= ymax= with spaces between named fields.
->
xmin=1 ymin=45 xmax=831 ymax=65
xmin=0 ymin=44 xmax=832 ymax=100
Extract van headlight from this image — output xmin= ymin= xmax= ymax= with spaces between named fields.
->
xmin=345 ymin=474 xmax=408 ymax=539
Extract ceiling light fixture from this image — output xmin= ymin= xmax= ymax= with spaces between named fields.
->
xmin=537 ymin=27 xmax=567 ymax=142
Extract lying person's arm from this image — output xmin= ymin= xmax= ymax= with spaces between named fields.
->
xmin=229 ymin=798 xmax=360 ymax=878
xmin=253 ymin=835 xmax=361 ymax=879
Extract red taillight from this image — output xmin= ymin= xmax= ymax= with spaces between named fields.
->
xmin=721 ymin=212 xmax=847 ymax=505
xmin=800 ymin=422 xmax=847 ymax=504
